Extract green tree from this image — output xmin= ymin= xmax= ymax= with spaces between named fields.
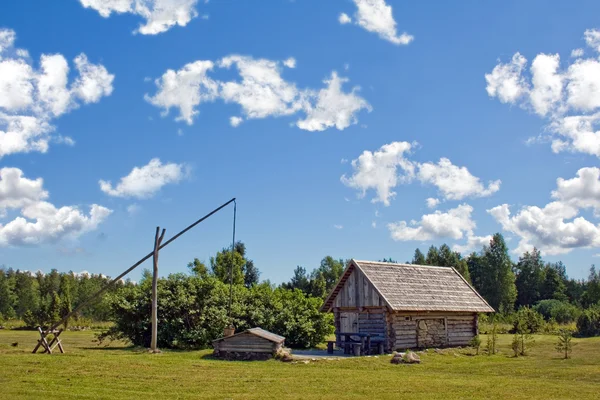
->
xmin=0 ymin=269 xmax=16 ymax=319
xmin=425 ymin=245 xmax=440 ymax=266
xmin=211 ymin=248 xmax=245 ymax=286
xmin=515 ymin=248 xmax=545 ymax=307
xmin=312 ymin=256 xmax=344 ymax=294
xmin=556 ymin=329 xmax=575 ymax=359
xmin=541 ymin=263 xmax=568 ymax=301
xmin=13 ymin=271 xmax=40 ymax=318
xmin=283 ymin=266 xmax=311 ymax=294
xmin=187 ymin=258 xmax=209 ymax=278
xmin=243 ymin=259 xmax=260 ymax=288
xmin=58 ymin=274 xmax=74 ymax=328
xmin=412 ymin=248 xmax=426 ymax=265
xmin=480 ymin=234 xmax=517 ymax=313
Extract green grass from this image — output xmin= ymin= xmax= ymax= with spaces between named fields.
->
xmin=1 ymin=330 xmax=599 ymax=399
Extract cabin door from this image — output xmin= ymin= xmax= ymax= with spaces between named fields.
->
xmin=340 ymin=312 xmax=359 ymax=333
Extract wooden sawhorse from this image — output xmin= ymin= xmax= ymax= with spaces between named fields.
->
xmin=32 ymin=327 xmax=65 ymax=354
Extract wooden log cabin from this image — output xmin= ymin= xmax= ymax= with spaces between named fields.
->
xmin=320 ymin=260 xmax=494 ymax=352
xmin=212 ymin=328 xmax=285 ymax=360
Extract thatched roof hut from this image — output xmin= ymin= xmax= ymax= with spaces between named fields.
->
xmin=321 ymin=260 xmax=493 ymax=351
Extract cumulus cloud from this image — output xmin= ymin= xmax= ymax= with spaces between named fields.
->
xmin=0 ymin=167 xmax=111 ymax=246
xmin=340 ymin=0 xmax=413 ymax=45
xmin=341 ymin=142 xmax=501 ymax=205
xmin=146 ymin=55 xmax=370 ymax=131
xmin=417 ymin=158 xmax=501 ymax=201
xmin=99 ymin=158 xmax=186 ymax=199
xmin=79 ymin=0 xmax=201 ymax=35
xmin=452 ymin=234 xmax=492 ymax=254
xmin=144 ymin=60 xmax=218 ymax=125
xmin=340 ymin=141 xmax=415 ymax=206
xmin=552 ymin=167 xmax=600 ymax=216
xmin=297 ymin=72 xmax=372 ymax=131
xmin=488 ymin=167 xmax=600 ymax=255
xmin=485 ymin=29 xmax=600 ymax=157
xmin=388 ymin=204 xmax=476 ymax=242
xmin=0 ymin=28 xmax=113 ymax=158
xmin=426 ymin=197 xmax=440 ymax=209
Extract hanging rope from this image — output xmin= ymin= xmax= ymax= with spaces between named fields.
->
xmin=227 ymin=199 xmax=237 ymax=322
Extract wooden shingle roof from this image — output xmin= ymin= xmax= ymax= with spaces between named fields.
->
xmin=321 ymin=259 xmax=494 ymax=313
xmin=212 ymin=328 xmax=285 ymax=344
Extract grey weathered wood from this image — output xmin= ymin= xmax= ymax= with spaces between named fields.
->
xmin=151 ymin=227 xmax=166 ymax=353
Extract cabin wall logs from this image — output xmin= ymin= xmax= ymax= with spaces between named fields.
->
xmin=389 ymin=312 xmax=477 ymax=350
xmin=213 ymin=333 xmax=282 ymax=360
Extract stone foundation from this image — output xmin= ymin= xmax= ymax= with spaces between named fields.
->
xmin=213 ymin=350 xmax=274 ymax=361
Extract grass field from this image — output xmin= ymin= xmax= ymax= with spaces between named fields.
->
xmin=1 ymin=330 xmax=599 ymax=399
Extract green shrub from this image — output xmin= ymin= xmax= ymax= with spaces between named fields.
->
xmin=97 ymin=274 xmax=333 ymax=349
xmin=534 ymin=300 xmax=581 ymax=324
xmin=556 ymin=329 xmax=575 ymax=359
xmin=576 ymin=305 xmax=600 ymax=337
xmin=512 ymin=307 xmax=544 ymax=334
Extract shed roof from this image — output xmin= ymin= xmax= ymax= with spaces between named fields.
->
xmin=212 ymin=327 xmax=285 ymax=344
xmin=321 ymin=259 xmax=494 ymax=313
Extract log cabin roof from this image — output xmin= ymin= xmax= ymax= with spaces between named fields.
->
xmin=212 ymin=327 xmax=285 ymax=344
xmin=321 ymin=259 xmax=494 ymax=313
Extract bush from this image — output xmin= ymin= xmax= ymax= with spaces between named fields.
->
xmin=97 ymin=274 xmax=333 ymax=349
xmin=534 ymin=300 xmax=581 ymax=324
xmin=576 ymin=305 xmax=600 ymax=337
xmin=511 ymin=307 xmax=544 ymax=334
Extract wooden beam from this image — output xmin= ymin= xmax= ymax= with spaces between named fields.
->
xmin=151 ymin=227 xmax=166 ymax=353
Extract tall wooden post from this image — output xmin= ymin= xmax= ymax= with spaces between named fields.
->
xmin=151 ymin=227 xmax=165 ymax=353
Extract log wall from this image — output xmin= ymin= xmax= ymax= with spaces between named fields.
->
xmin=388 ymin=312 xmax=477 ymax=350
xmin=357 ymin=308 xmax=386 ymax=338
xmin=213 ymin=332 xmax=280 ymax=355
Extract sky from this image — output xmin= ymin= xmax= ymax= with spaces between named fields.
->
xmin=1 ymin=0 xmax=600 ymax=283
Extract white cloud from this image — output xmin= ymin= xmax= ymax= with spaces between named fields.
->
xmin=584 ymin=29 xmax=600 ymax=53
xmin=0 ymin=167 xmax=111 ymax=246
xmin=571 ymin=48 xmax=584 ymax=58
xmin=99 ymin=158 xmax=186 ymax=199
xmin=530 ymin=54 xmax=563 ymax=116
xmin=334 ymin=224 xmax=343 ymax=230
xmin=417 ymin=158 xmax=501 ymax=200
xmin=296 ymin=72 xmax=372 ymax=131
xmin=485 ymin=53 xmax=528 ymax=104
xmin=146 ymin=55 xmax=370 ymax=131
xmin=342 ymin=142 xmax=501 ymax=205
xmin=340 ymin=141 xmax=415 ymax=206
xmin=339 ymin=13 xmax=352 ymax=24
xmin=452 ymin=234 xmax=492 ymax=254
xmin=230 ymin=116 xmax=243 ymax=127
xmin=486 ymin=30 xmax=600 ymax=157
xmin=0 ymin=167 xmax=48 ymax=211
xmin=219 ymin=55 xmax=305 ymax=120
xmin=79 ymin=0 xmax=201 ymax=35
xmin=144 ymin=60 xmax=218 ymax=125
xmin=371 ymin=221 xmax=377 ymax=228
xmin=388 ymin=204 xmax=476 ymax=242
xmin=488 ymin=167 xmax=600 ymax=255
xmin=552 ymin=167 xmax=600 ymax=216
xmin=426 ymin=197 xmax=440 ymax=209
xmin=283 ymin=57 xmax=296 ymax=68
xmin=342 ymin=0 xmax=413 ymax=45
xmin=0 ymin=28 xmax=113 ymax=158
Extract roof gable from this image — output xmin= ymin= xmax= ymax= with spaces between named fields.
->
xmin=321 ymin=259 xmax=494 ymax=313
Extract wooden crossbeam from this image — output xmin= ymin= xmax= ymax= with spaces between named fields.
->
xmin=33 ymin=327 xmax=64 ymax=354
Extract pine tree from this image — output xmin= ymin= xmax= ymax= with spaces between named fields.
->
xmin=556 ymin=329 xmax=575 ymax=359
xmin=481 ymin=234 xmax=517 ymax=313
xmin=412 ymin=248 xmax=426 ymax=265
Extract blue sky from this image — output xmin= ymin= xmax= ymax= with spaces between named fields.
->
xmin=1 ymin=0 xmax=600 ymax=283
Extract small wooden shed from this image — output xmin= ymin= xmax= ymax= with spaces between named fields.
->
xmin=320 ymin=260 xmax=494 ymax=352
xmin=212 ymin=328 xmax=285 ymax=360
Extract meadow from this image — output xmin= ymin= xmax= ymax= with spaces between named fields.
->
xmin=1 ymin=330 xmax=599 ymax=399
